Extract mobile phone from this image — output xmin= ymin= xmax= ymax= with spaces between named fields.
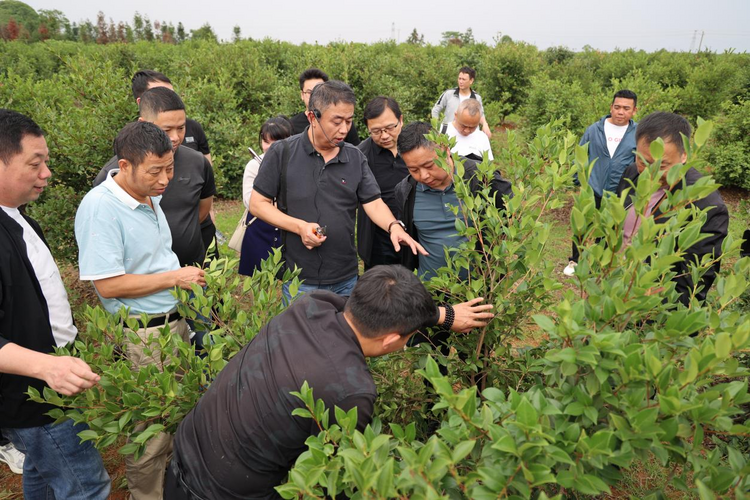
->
xmin=315 ymin=226 xmax=327 ymax=238
xmin=248 ymin=146 xmax=262 ymax=162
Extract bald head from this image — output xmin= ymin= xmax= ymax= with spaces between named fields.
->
xmin=453 ymin=99 xmax=482 ymax=137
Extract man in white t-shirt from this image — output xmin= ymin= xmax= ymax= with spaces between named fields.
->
xmin=563 ymin=90 xmax=638 ymax=276
xmin=442 ymin=99 xmax=494 ymax=162
xmin=0 ymin=109 xmax=110 ymax=498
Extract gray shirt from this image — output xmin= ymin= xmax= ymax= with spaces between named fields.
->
xmin=253 ymin=132 xmax=381 ymax=285
xmin=93 ymin=145 xmax=216 ymax=267
xmin=413 ymin=182 xmax=468 ymax=280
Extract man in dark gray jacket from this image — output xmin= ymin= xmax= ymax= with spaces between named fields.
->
xmin=616 ymin=111 xmax=728 ymax=306
xmin=565 ymin=89 xmax=638 ymax=276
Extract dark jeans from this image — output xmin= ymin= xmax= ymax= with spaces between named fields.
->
xmin=3 ymin=420 xmax=110 ymax=500
xmin=569 ymin=193 xmax=602 ymax=263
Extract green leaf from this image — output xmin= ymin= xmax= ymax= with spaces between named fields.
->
xmin=516 ymin=398 xmax=538 ymax=427
xmin=714 ymin=332 xmax=731 ymax=359
xmin=451 ymin=440 xmax=476 ymax=463
xmin=693 ymin=120 xmax=713 ymax=148
xmin=649 ymin=138 xmax=665 ymax=161
xmin=696 ymin=479 xmax=716 ymax=500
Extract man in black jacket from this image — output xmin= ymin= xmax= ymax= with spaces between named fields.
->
xmin=616 ymin=112 xmax=728 ymax=305
xmin=357 ymin=96 xmax=409 ymax=269
xmin=0 ymin=109 xmax=110 ymax=498
xmin=394 ymin=121 xmax=512 ymax=277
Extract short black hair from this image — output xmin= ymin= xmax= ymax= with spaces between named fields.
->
xmin=612 ymin=89 xmax=637 ymax=108
xmin=259 ymin=116 xmax=293 ymax=147
xmin=345 ymin=265 xmax=436 ymax=338
xmin=363 ymin=96 xmax=402 ymax=123
xmin=397 ymin=121 xmax=434 ymax=155
xmin=132 ymin=70 xmax=172 ymax=101
xmin=308 ymin=80 xmax=356 ymax=115
xmin=459 ymin=66 xmax=476 ymax=80
xmin=114 ymin=121 xmax=173 ymax=168
xmin=298 ymin=68 xmax=329 ymax=90
xmin=0 ymin=109 xmax=45 ymax=165
xmin=636 ymin=112 xmax=691 ymax=154
xmin=139 ymin=87 xmax=186 ymax=119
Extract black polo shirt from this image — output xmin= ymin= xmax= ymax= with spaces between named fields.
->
xmin=290 ymin=111 xmax=361 ymax=146
xmin=173 ymin=291 xmax=377 ymax=500
xmin=182 ymin=118 xmax=211 ymax=155
xmin=358 ymin=138 xmax=408 ymax=216
xmin=253 ymin=129 xmax=381 ymax=284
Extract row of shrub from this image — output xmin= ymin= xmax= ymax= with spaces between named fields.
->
xmin=1 ymin=39 xmax=747 ymax=262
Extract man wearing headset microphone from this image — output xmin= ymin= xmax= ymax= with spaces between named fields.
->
xmin=250 ymin=80 xmax=426 ymax=301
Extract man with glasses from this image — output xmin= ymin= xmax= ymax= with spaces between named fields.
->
xmin=357 ymin=96 xmax=409 ymax=270
xmin=290 ymin=68 xmax=361 ymax=145
xmin=442 ymin=99 xmax=494 ymax=162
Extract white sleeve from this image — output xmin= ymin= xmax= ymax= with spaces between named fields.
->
xmin=242 ymin=156 xmax=263 ymax=209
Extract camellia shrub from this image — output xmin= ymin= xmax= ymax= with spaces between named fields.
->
xmin=28 ymin=120 xmax=750 ymax=498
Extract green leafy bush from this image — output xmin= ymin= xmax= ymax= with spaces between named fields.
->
xmin=277 ymin=121 xmax=750 ymax=499
xmin=707 ymin=99 xmax=750 ymax=190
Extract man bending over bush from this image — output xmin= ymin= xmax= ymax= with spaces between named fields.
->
xmin=166 ymin=265 xmax=492 ymax=499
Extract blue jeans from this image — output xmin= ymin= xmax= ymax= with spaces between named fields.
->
xmin=2 ymin=419 xmax=110 ymax=500
xmin=282 ymin=275 xmax=358 ymax=303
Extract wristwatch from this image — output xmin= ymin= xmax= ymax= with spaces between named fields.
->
xmin=388 ymin=220 xmax=406 ymax=234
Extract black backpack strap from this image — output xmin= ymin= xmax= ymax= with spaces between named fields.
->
xmin=275 ymin=141 xmax=291 ymax=278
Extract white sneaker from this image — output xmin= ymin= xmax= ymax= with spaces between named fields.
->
xmin=0 ymin=442 xmax=24 ymax=474
xmin=562 ymin=261 xmax=578 ymax=277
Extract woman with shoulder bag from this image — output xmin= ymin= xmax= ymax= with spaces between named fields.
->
xmin=237 ymin=116 xmax=293 ymax=276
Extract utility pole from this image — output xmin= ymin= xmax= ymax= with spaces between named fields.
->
xmin=391 ymin=22 xmax=395 ymax=41
xmin=689 ymin=30 xmax=697 ymax=52
xmin=697 ymin=30 xmax=705 ymax=52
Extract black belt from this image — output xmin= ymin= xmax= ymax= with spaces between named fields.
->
xmin=132 ymin=311 xmax=182 ymax=329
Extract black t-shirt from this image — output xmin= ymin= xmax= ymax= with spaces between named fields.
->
xmin=253 ymin=132 xmax=381 ymax=284
xmin=182 ymin=118 xmax=211 ymax=155
xmin=290 ymin=111 xmax=361 ymax=146
xmin=174 ymin=291 xmax=377 ymax=499
xmin=93 ymin=146 xmax=217 ymax=267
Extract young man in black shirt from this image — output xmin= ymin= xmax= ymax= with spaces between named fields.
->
xmin=166 ymin=265 xmax=492 ymax=500
xmin=357 ymin=96 xmax=410 ymax=269
xmin=290 ymin=68 xmax=361 ymax=145
xmin=131 ymin=70 xmax=219 ymax=259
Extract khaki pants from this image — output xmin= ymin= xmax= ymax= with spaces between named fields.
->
xmin=124 ymin=317 xmax=189 ymax=500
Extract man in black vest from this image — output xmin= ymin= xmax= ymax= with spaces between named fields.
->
xmin=0 ymin=109 xmax=110 ymax=499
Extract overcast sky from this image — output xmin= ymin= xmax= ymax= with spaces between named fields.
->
xmin=23 ymin=0 xmax=750 ymax=52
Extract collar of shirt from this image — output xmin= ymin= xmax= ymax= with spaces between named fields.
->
xmin=417 ymin=180 xmax=456 ymax=194
xmin=103 ymin=168 xmax=162 ymax=211
xmin=371 ymin=140 xmax=401 ymax=160
xmin=300 ymin=127 xmax=352 ymax=164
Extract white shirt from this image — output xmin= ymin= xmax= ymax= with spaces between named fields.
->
xmin=604 ymin=120 xmax=629 ymax=158
xmin=445 ymin=122 xmax=494 ymax=161
xmin=1 ymin=206 xmax=77 ymax=347
xmin=242 ymin=153 xmax=264 ymax=209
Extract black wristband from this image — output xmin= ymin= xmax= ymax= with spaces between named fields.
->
xmin=442 ymin=303 xmax=455 ymax=331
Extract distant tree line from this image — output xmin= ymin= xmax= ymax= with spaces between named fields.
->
xmin=0 ymin=0 xmax=219 ymax=43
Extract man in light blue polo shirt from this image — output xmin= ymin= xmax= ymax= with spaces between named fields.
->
xmin=75 ymin=121 xmax=206 ymax=500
